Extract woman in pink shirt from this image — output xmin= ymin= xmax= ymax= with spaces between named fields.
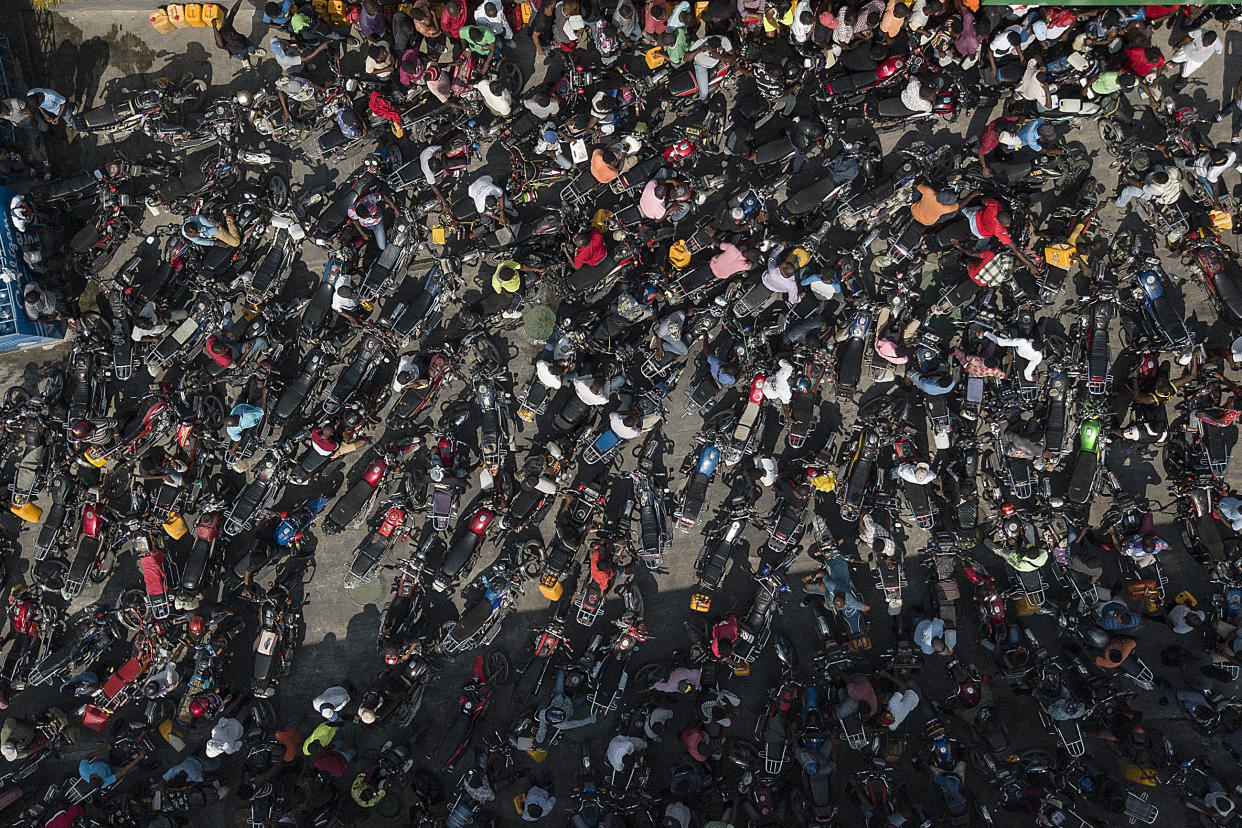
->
xmin=710 ymin=242 xmax=752 ymax=279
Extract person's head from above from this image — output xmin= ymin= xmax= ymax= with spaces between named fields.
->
xmin=867 ymin=42 xmax=887 ymax=61
xmin=71 ymin=419 xmax=94 ymax=439
xmin=572 ymin=230 xmax=593 ymax=248
xmin=363 ymin=0 xmax=379 ymax=12
xmin=589 ymin=375 xmax=606 ymax=395
xmin=563 ymin=0 xmax=580 ymax=14
xmin=995 ymin=207 xmax=1013 ymax=228
xmin=527 ymin=803 xmax=545 ymax=818
xmin=412 ymin=4 xmax=431 ymax=21
xmin=264 ymin=2 xmax=282 ymax=17
xmin=878 ymin=711 xmax=895 ymax=727
xmin=892 ymin=2 xmax=908 ymax=19
xmin=484 ymin=193 xmax=501 ymax=211
xmin=779 ymin=257 xmax=797 ymax=277
xmin=1144 ymin=46 xmax=1161 ymax=63
xmin=223 ymin=415 xmax=241 ymax=430
xmin=983 ymin=355 xmax=1000 ymax=370
xmin=24 ymin=285 xmax=42 ymax=303
xmin=1152 ymin=170 xmax=1170 ymax=186
xmin=1141 ymin=534 xmax=1157 ymax=555
xmin=872 ymin=538 xmax=888 ymax=557
xmin=483 ymin=1 xmax=499 ymax=15
xmin=1100 ymin=9 xmax=1121 ymax=28
xmin=715 ymin=635 xmax=733 ymax=657
xmin=1037 ymin=123 xmax=1059 ymax=145
xmin=832 ymin=593 xmax=848 ymax=610
xmin=653 ymin=181 xmax=671 ymax=201
xmin=1005 ymin=31 xmax=1021 ymax=49
xmin=396 ymin=16 xmax=414 ymax=35
xmin=799 ymin=8 xmax=814 ymax=25
xmin=1212 ymin=146 xmax=1232 ymax=166
xmin=446 ymin=0 xmax=462 ymax=14
xmin=499 ymin=262 xmax=519 ymax=283
xmin=1203 ymin=30 xmax=1219 ymax=46
xmin=659 ymin=29 xmax=678 ymax=47
xmin=182 ymin=222 xmax=203 ymax=239
xmin=926 ymin=0 xmax=943 ymax=14
xmin=373 ymin=43 xmax=391 ymax=61
xmin=651 ymin=3 xmax=667 ymax=20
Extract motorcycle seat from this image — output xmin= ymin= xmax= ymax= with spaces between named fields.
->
xmin=140 ymin=551 xmax=168 ymax=595
xmin=82 ymin=100 xmax=137 ymax=131
xmin=48 ymin=171 xmax=99 ymax=202
xmin=1214 ymin=261 xmax=1242 ymax=320
xmin=700 ymin=545 xmax=730 ymax=588
xmin=667 ymin=67 xmax=699 ymax=98
xmin=1067 ymin=450 xmax=1098 ymax=504
xmin=874 ymin=98 xmax=918 ymax=119
xmin=753 ymin=134 xmax=797 ymax=166
xmin=457 ymin=596 xmax=495 ymax=637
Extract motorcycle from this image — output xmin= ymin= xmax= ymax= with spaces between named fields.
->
xmin=433 ymin=505 xmax=496 ymax=593
xmin=323 ymin=445 xmax=412 ymax=534
xmin=674 ymin=442 xmax=721 ymax=533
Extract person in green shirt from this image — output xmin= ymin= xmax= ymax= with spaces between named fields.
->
xmin=659 ymin=28 xmax=688 ymax=65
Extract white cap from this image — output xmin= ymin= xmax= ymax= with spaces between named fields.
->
xmin=1 ymin=741 xmax=18 ymax=761
xmin=204 ymin=739 xmax=227 ymax=758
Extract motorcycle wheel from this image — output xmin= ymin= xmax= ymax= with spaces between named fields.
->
xmin=394 ymin=684 xmax=427 ymax=727
xmin=632 ymin=661 xmax=668 ymax=693
xmin=472 ymin=337 xmax=505 ymax=375
xmin=176 ymin=78 xmax=209 ymax=114
xmin=198 ymin=395 xmax=227 ymax=431
xmin=265 ymin=172 xmax=290 ymax=210
xmin=485 ymin=650 xmax=512 ymax=685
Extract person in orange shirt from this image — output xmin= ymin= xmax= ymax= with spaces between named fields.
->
xmin=590 ymin=147 xmax=622 ymax=184
xmin=910 ymin=183 xmax=973 ymax=227
xmin=879 ymin=0 xmax=909 ymax=40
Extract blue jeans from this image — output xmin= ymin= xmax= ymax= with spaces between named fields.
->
xmin=1115 ymin=185 xmax=1146 ymax=208
xmin=373 ymin=221 xmax=388 ymax=251
xmin=694 ymin=62 xmax=711 ymax=101
xmin=909 ymin=370 xmax=956 ymax=395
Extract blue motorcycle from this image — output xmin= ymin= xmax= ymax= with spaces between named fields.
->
xmin=675 ymin=443 xmax=720 ymax=533
xmin=274 ymin=496 xmax=330 ymax=547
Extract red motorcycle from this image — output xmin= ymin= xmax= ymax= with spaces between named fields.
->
xmin=344 ymin=501 xmax=411 ymax=589
xmin=84 ymin=395 xmax=175 ymax=468
xmin=323 ymin=444 xmax=414 ymax=534
xmin=822 ymin=53 xmax=909 ymax=99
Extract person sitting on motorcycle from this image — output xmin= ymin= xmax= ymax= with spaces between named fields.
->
xmin=70 ymin=416 xmax=117 ymax=459
xmin=858 ymin=510 xmax=897 ymax=563
xmin=520 ymin=669 xmax=597 ymax=751
xmin=182 ymin=213 xmax=241 ymax=248
xmin=802 ymin=555 xmax=870 ymax=612
xmin=469 ymin=174 xmax=512 ymax=230
xmin=1 ymin=707 xmax=65 ymax=762
xmin=224 ymin=396 xmax=266 ymax=446
xmin=1115 ymin=166 xmax=1182 ymax=209
xmin=1096 ymin=601 xmax=1143 ymax=634
xmin=493 ymin=259 xmax=544 ymax=321
xmin=1180 ymin=145 xmax=1237 ymax=208
xmin=1116 ymin=352 xmax=1196 ymax=444
xmin=1109 ymin=529 xmax=1167 ymax=569
xmin=563 ymin=227 xmax=608 ymax=269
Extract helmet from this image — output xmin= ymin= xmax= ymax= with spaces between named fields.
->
xmin=359 ymin=707 xmax=378 ymax=724
xmin=143 ymin=679 xmax=163 ymax=698
xmin=677 ymin=679 xmax=694 ymax=694
xmin=188 ymin=615 xmax=206 ymax=636
xmin=641 ymin=284 xmax=659 ymax=304
xmin=1085 ymin=628 xmax=1110 ymax=650
xmin=189 ymin=700 xmax=207 ymax=718
xmin=71 ymin=419 xmax=93 ymax=439
xmin=235 ymin=89 xmax=253 ymax=108
xmin=381 ymin=644 xmax=400 ymax=666
xmin=544 ymin=707 xmax=566 ymax=724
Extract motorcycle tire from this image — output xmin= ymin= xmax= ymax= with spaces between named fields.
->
xmin=485 ymin=650 xmax=512 ymax=685
xmin=176 ymin=78 xmax=209 ymax=114
xmin=266 ymin=172 xmax=290 ymax=210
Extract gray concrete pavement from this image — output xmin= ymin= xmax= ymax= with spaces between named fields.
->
xmin=3 ymin=4 xmax=1242 ymax=827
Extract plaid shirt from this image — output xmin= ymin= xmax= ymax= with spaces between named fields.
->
xmin=950 ymin=348 xmax=1006 ymax=379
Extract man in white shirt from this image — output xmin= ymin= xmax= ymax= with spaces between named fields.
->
xmin=688 ymin=34 xmax=732 ymax=102
xmin=1171 ymin=28 xmax=1223 ymax=79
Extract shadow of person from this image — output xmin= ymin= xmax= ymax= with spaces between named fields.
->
xmin=72 ymin=37 xmax=111 ymax=110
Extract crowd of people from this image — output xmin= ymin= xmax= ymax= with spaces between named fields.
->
xmin=3 ymin=0 xmax=1242 ymax=826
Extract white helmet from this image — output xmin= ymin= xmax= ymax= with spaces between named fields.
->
xmin=234 ymin=89 xmax=254 ymax=108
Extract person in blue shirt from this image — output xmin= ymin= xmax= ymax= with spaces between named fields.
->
xmin=25 ymin=88 xmax=71 ymax=132
xmin=182 ymin=214 xmax=241 ymax=247
xmin=802 ymin=555 xmax=870 ymax=613
xmin=225 ymin=402 xmax=265 ymax=442
xmin=706 ymin=353 xmax=737 ymax=387
xmin=263 ymin=0 xmax=295 ymax=30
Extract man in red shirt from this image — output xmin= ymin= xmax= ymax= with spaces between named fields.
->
xmin=962 ymin=198 xmax=1039 ymax=273
xmin=1124 ymin=45 xmax=1165 ymax=78
xmin=565 ymin=229 xmax=608 ymax=269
